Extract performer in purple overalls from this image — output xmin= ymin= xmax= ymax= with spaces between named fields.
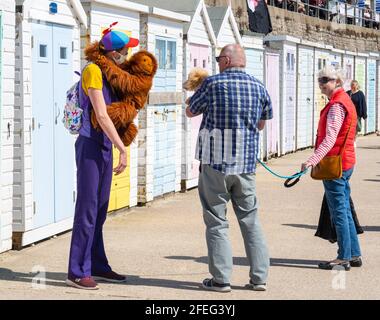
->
xmin=66 ymin=27 xmax=139 ymax=290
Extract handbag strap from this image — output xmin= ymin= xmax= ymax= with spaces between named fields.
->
xmin=338 ymin=114 xmax=353 ymax=156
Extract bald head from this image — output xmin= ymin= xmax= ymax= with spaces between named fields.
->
xmin=221 ymin=44 xmax=246 ymax=68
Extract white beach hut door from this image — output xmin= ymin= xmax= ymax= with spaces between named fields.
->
xmin=32 ymin=22 xmax=55 ymax=228
xmin=52 ymin=24 xmax=75 ymax=222
xmin=32 ymin=22 xmax=75 ymax=228
xmin=366 ymin=59 xmax=376 ymax=134
xmin=265 ymin=52 xmax=280 ymax=158
xmin=297 ymin=46 xmax=314 ymax=149
xmin=284 ymin=49 xmax=296 ymax=153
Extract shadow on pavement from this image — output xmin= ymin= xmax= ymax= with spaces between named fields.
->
xmin=0 ymin=268 xmax=67 ymax=288
xmin=0 ymin=268 xmax=217 ymax=292
xmin=123 ymin=275 xmax=207 ymax=292
xmin=357 ymin=146 xmax=380 ymax=150
xmin=363 ymin=179 xmax=380 ymax=183
xmin=165 ymin=256 xmax=320 ymax=270
xmin=283 ymin=223 xmax=380 ymax=232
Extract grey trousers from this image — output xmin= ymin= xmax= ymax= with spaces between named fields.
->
xmin=198 ymin=165 xmax=269 ymax=285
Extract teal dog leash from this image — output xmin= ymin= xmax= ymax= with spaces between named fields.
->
xmin=256 ymin=158 xmax=308 ymax=188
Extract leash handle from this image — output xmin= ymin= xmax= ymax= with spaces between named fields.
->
xmin=284 ymin=173 xmax=303 ymax=188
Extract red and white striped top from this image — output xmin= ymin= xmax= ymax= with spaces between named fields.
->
xmin=306 ymin=103 xmax=346 ymax=167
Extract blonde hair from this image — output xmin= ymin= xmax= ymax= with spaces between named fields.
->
xmin=318 ymin=66 xmax=344 ymax=87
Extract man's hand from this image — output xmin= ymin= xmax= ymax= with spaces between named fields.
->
xmin=114 ymin=150 xmax=127 ymax=175
xmin=186 ymin=106 xmax=200 ymax=118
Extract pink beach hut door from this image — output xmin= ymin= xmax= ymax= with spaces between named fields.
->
xmin=189 ymin=44 xmax=209 ymax=178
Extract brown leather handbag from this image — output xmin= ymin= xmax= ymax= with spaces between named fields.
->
xmin=311 ymin=118 xmax=352 ymax=181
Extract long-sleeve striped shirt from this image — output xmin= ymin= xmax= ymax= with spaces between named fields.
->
xmin=306 ymin=103 xmax=346 ymax=167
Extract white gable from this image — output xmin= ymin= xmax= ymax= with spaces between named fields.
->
xmin=217 ymin=16 xmax=238 ymax=48
xmin=187 ymin=1 xmax=216 ymax=46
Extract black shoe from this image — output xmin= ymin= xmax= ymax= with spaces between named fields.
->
xmin=350 ymin=257 xmax=362 ymax=267
xmin=202 ymin=278 xmax=231 ymax=292
xmin=318 ymin=260 xmax=351 ymax=271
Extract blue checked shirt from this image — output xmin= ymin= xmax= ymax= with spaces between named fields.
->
xmin=189 ymin=67 xmax=273 ymax=175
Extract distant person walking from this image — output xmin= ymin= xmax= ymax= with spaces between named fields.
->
xmin=346 ymin=80 xmax=367 ymax=134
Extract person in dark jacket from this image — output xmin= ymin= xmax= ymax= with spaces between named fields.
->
xmin=346 ymin=80 xmax=367 ymax=134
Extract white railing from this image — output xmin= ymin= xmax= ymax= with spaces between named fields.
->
xmin=269 ymin=0 xmax=380 ymax=29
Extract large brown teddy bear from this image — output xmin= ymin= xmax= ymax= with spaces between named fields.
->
xmin=84 ymin=41 xmax=158 ymax=146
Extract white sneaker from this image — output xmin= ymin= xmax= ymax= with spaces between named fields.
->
xmin=246 ymin=280 xmax=267 ymax=291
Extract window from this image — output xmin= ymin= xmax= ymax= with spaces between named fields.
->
xmin=193 ymin=59 xmax=197 ymax=67
xmin=60 ymin=47 xmax=67 ymax=60
xmin=40 ymin=44 xmax=47 ymax=58
xmin=155 ymin=37 xmax=176 ymax=71
xmin=166 ymin=40 xmax=176 ymax=70
xmin=203 ymin=59 xmax=206 ymax=68
xmin=156 ymin=39 xmax=166 ymax=70
xmin=286 ymin=53 xmax=295 ymax=72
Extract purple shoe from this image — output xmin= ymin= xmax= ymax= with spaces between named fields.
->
xmin=92 ymin=271 xmax=127 ymax=283
xmin=65 ymin=277 xmax=99 ymax=290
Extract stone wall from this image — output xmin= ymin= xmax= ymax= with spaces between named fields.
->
xmin=268 ymin=7 xmax=380 ymax=52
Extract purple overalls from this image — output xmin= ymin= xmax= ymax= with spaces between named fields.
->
xmin=68 ymin=67 xmax=118 ymax=279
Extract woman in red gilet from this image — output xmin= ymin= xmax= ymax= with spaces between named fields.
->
xmin=301 ymin=66 xmax=362 ymax=271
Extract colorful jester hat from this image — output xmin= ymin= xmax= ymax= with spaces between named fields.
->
xmin=99 ymin=22 xmax=139 ymax=51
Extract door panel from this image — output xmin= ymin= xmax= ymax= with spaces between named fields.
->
xmin=367 ymin=60 xmax=376 ymax=133
xmin=32 ymin=22 xmax=55 ymax=228
xmin=154 ymin=105 xmax=176 ymax=197
xmin=314 ymin=51 xmax=329 ymax=141
xmin=265 ymin=53 xmax=280 ymax=158
xmin=52 ymin=24 xmax=75 ymax=222
xmin=189 ymin=44 xmax=209 ymax=180
xmin=355 ymin=58 xmax=366 ymax=134
xmin=284 ymin=49 xmax=296 ymax=153
xmin=297 ymin=47 xmax=314 ymax=149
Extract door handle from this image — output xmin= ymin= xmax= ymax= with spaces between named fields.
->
xmin=55 ymin=107 xmax=61 ymax=124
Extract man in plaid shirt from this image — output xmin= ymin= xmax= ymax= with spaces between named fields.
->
xmin=186 ymin=44 xmax=273 ymax=293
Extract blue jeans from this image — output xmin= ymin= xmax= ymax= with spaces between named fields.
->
xmin=323 ymin=168 xmax=362 ymax=260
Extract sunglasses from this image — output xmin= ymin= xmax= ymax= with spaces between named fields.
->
xmin=215 ymin=55 xmax=228 ymax=63
xmin=318 ymin=77 xmax=336 ymax=84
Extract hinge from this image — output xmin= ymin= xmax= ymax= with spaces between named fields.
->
xmin=33 ymin=202 xmax=36 ymax=215
xmin=73 ymin=191 xmax=76 ymax=203
xmin=31 ymin=36 xmax=34 ymax=48
xmin=72 ymin=41 xmax=74 ymax=53
xmin=32 ymin=118 xmax=35 ymax=130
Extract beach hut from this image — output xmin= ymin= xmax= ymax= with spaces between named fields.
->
xmin=131 ymin=0 xmax=190 ymax=202
xmin=355 ymin=53 xmax=368 ymax=135
xmin=265 ymin=35 xmax=299 ymax=155
xmin=0 ymin=0 xmax=15 ymax=253
xmin=138 ymin=1 xmax=216 ymax=192
xmin=342 ymin=51 xmax=356 ymax=91
xmin=366 ymin=53 xmax=378 ymax=134
xmin=12 ymin=0 xmax=87 ymax=249
xmin=264 ymin=49 xmax=281 ymax=159
xmin=296 ymin=41 xmax=315 ymax=150
xmin=313 ymin=46 xmax=331 ymax=143
xmin=207 ymin=5 xmax=243 ymax=73
xmin=329 ymin=47 xmax=344 ymax=69
xmin=80 ymin=0 xmax=150 ymax=211
xmin=242 ymin=32 xmax=266 ymax=160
